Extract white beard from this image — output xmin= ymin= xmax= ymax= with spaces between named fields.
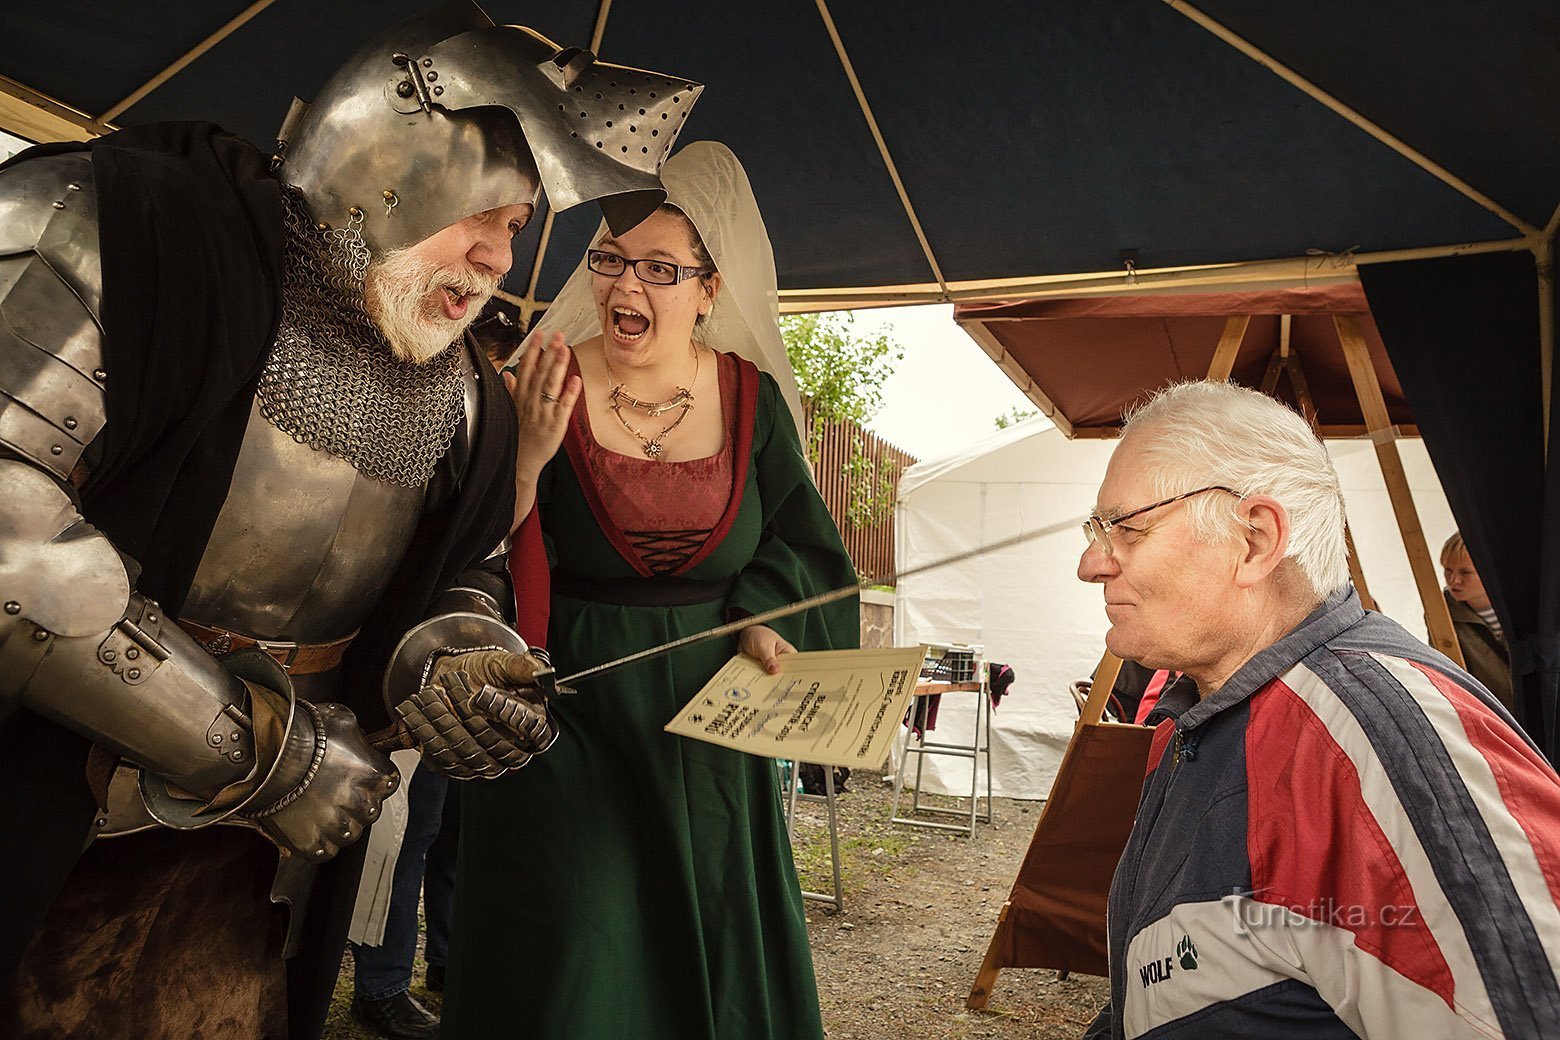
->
xmin=363 ymin=247 xmax=499 ymax=365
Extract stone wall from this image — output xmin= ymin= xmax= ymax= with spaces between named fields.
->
xmin=859 ymin=588 xmax=895 ymax=648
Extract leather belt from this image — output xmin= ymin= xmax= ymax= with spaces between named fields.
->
xmin=177 ymin=619 xmax=357 ymax=676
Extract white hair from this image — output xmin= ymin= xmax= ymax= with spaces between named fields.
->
xmin=1121 ymin=381 xmax=1350 ymax=599
xmin=363 ymin=245 xmax=498 ymax=364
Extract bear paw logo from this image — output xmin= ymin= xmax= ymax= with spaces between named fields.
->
xmin=1177 ymin=934 xmax=1199 ymax=971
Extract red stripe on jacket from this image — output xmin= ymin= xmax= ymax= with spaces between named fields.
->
xmin=1410 ymin=660 xmax=1560 ymax=912
xmin=1246 ymin=679 xmax=1456 ymax=1006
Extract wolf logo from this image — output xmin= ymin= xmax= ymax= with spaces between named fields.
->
xmin=1177 ymin=934 xmax=1199 ymax=971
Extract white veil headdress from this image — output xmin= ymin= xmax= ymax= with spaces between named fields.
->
xmin=527 ymin=140 xmax=804 ymax=433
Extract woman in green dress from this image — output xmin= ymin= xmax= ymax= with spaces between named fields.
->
xmin=442 ymin=141 xmax=857 ymax=1039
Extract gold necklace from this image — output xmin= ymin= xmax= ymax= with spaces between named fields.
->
xmin=604 ymin=349 xmax=700 ymax=459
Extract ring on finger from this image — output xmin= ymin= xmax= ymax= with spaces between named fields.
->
xmin=539 ymin=390 xmax=560 ymax=403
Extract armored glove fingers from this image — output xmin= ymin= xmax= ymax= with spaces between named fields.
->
xmin=396 ymin=671 xmax=546 ymax=779
xmin=243 ymin=698 xmax=400 ymax=864
xmin=430 ymin=647 xmax=551 ymax=691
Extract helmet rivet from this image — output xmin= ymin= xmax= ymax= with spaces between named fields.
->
xmin=127 ymin=668 xmax=141 ymax=680
xmin=51 ymin=201 xmax=65 ymax=210
xmin=396 ymin=81 xmax=416 ymax=98
xmin=422 ymin=58 xmax=432 ymax=68
xmin=434 ymin=85 xmax=444 ymax=96
xmin=33 ymin=629 xmax=49 ymax=642
xmin=50 ymin=444 xmax=63 ymax=455
xmin=4 ymin=602 xmax=19 ymax=615
xmin=426 ymin=70 xmax=438 ymax=82
xmin=64 ymin=416 xmax=78 ymax=429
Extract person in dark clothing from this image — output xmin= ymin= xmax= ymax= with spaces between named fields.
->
xmin=1079 ymin=381 xmax=1560 ymax=1039
xmin=0 ymin=5 xmax=697 ymax=1037
xmin=1440 ymin=530 xmax=1513 ymax=712
xmin=349 ymin=765 xmax=460 ymax=1039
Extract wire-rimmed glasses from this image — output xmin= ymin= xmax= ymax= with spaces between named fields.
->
xmin=1082 ymin=486 xmax=1239 ymax=556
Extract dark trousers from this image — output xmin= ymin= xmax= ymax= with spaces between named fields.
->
xmin=351 ymin=763 xmax=460 ymax=999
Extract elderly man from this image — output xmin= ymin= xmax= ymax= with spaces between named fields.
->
xmin=1078 ymin=381 xmax=1560 ymax=1040
xmin=0 ymin=4 xmax=696 ymax=1037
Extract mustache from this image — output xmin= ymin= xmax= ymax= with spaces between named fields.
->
xmin=438 ymin=265 xmax=501 ymax=301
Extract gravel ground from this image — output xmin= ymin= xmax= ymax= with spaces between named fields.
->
xmin=324 ymin=773 xmax=1107 ymax=1039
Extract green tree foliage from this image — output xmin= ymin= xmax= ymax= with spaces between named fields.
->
xmin=780 ymin=312 xmax=906 ymax=530
xmin=994 ymin=405 xmax=1039 ymax=430
xmin=781 ymin=312 xmax=903 ymax=427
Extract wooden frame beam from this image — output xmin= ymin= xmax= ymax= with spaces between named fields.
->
xmin=1270 ymin=346 xmax=1379 ymax=611
xmin=1335 ymin=315 xmax=1462 ymax=665
xmin=1205 ymin=315 xmax=1250 ymax=381
xmin=1162 ymin=0 xmax=1538 ymax=237
xmin=777 ymin=237 xmax=1531 ymax=313
xmin=958 ymin=319 xmax=1075 ymax=436
xmin=0 ymin=75 xmax=111 ymax=143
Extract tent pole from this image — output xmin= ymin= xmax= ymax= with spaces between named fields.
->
xmin=1205 ymin=316 xmax=1251 ymax=381
xmin=778 ymin=238 xmax=1531 ymax=313
xmin=1536 ymin=234 xmax=1554 ymax=460
xmin=98 ymin=0 xmax=279 ymax=123
xmin=1162 ymin=1 xmax=1537 ymax=237
xmin=513 ymin=0 xmax=615 ymax=326
xmin=814 ymin=0 xmax=950 ymax=298
xmin=1334 ymin=315 xmax=1463 ymax=664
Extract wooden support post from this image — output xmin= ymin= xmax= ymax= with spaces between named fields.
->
xmin=1258 ymin=352 xmax=1284 ymax=396
xmin=1205 ymin=316 xmax=1251 ymax=381
xmin=1086 ymin=650 xmax=1124 ymax=724
xmin=966 ymin=900 xmax=1011 ymax=1009
xmin=1277 ymin=349 xmax=1376 ymax=610
xmin=966 ymin=650 xmax=1122 ymax=1010
xmin=1334 ymin=316 xmax=1463 ymax=665
xmin=1343 ymin=522 xmax=1378 ymax=612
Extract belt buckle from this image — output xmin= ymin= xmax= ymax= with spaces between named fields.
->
xmin=256 ymin=640 xmax=302 ymax=674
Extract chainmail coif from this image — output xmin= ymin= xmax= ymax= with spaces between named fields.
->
xmin=256 ymin=188 xmax=465 ymax=488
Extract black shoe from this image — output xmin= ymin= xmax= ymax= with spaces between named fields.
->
xmin=350 ymin=991 xmax=440 ymax=1040
xmin=425 ymin=962 xmax=445 ymax=993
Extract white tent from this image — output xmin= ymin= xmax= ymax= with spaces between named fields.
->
xmin=892 ymin=418 xmax=1455 ymax=801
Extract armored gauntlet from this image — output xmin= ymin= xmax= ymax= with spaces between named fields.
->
xmin=382 ymin=587 xmax=559 ymax=779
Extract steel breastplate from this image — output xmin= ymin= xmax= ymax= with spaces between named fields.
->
xmin=180 ymin=397 xmax=427 ymax=651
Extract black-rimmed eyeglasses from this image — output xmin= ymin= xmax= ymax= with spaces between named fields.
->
xmin=1082 ymin=485 xmax=1239 ymax=556
xmin=587 ymin=249 xmax=710 ymax=286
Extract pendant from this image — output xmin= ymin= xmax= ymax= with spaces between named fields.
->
xmin=643 ymin=440 xmax=663 ymax=459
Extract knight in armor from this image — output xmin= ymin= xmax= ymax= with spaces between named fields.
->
xmin=0 ymin=3 xmax=700 ymax=1037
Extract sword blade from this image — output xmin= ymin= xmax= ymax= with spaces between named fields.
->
xmin=555 ymin=515 xmax=1080 ymax=687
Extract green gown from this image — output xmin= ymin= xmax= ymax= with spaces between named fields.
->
xmin=444 ymin=358 xmax=858 ymax=1039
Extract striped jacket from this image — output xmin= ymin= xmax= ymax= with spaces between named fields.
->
xmin=1086 ymin=588 xmax=1560 ymax=1039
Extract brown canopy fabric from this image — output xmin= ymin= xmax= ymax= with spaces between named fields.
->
xmin=955 ymin=283 xmax=1414 ymax=437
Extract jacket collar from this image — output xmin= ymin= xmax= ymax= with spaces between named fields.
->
xmin=1157 ymin=585 xmax=1366 ymax=730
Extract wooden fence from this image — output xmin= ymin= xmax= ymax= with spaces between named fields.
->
xmin=801 ymin=400 xmax=918 ymax=584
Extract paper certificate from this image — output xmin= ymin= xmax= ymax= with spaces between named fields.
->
xmin=664 ymin=645 xmax=929 ymax=768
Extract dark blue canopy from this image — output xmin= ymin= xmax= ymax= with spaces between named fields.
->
xmin=2 ymin=1 xmax=1553 ymax=296
xmin=3 ymin=1 xmax=1558 ymax=756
